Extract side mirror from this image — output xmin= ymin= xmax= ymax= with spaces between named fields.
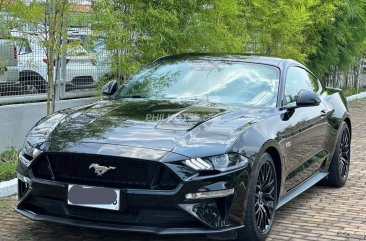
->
xmin=296 ymin=90 xmax=321 ymax=107
xmin=102 ymin=80 xmax=118 ymax=96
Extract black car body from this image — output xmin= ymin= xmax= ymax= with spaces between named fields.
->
xmin=16 ymin=54 xmax=351 ymax=240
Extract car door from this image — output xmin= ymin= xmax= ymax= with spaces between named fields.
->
xmin=281 ymin=66 xmax=330 ymax=191
xmin=0 ymin=39 xmax=19 ymax=83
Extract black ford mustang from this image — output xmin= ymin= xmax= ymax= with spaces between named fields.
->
xmin=16 ymin=54 xmax=351 ymax=241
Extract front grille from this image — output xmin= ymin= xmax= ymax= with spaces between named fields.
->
xmin=31 ymin=153 xmax=180 ymax=190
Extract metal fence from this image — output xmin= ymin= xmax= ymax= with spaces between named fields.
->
xmin=0 ymin=2 xmax=111 ymax=106
xmin=2 ymin=1 xmax=366 ymax=107
xmin=0 ymin=30 xmax=110 ymax=106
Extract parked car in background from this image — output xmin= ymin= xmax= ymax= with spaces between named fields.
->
xmin=0 ymin=38 xmax=19 ymax=82
xmin=0 ymin=37 xmax=21 ymax=96
xmin=15 ymin=34 xmax=47 ymax=93
xmin=16 ymin=54 xmax=352 ymax=241
xmin=68 ymin=29 xmax=113 ymax=82
xmin=13 ymin=32 xmax=98 ymax=93
xmin=90 ymin=40 xmax=112 ymax=81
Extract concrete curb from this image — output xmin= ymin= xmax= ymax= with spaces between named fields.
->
xmin=0 ymin=92 xmax=365 ymax=198
xmin=0 ymin=178 xmax=17 ymax=198
xmin=346 ymin=92 xmax=366 ymax=102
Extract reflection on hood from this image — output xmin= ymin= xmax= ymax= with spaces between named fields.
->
xmin=27 ymin=99 xmax=269 ymax=156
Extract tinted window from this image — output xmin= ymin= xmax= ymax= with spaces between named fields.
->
xmin=116 ymin=59 xmax=280 ymax=107
xmin=285 ymin=67 xmax=319 ymax=104
xmin=17 ymin=39 xmax=32 ymax=55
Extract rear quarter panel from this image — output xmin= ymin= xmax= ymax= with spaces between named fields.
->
xmin=321 ymin=87 xmax=351 ymax=168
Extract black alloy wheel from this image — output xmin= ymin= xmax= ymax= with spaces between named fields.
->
xmin=324 ymin=122 xmax=351 ymax=187
xmin=238 ymin=152 xmax=278 ymax=241
xmin=338 ymin=127 xmax=350 ymax=178
xmin=255 ymin=161 xmax=276 ymax=233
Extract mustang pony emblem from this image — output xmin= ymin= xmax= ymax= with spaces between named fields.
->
xmin=89 ymin=163 xmax=116 ymax=176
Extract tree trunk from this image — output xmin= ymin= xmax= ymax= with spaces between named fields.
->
xmin=46 ymin=0 xmax=55 ymax=115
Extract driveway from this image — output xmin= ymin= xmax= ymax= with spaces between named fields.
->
xmin=1 ymin=99 xmax=365 ymax=241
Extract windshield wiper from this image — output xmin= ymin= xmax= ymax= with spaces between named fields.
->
xmin=118 ymin=95 xmax=147 ymax=99
xmin=175 ymin=96 xmax=208 ymax=102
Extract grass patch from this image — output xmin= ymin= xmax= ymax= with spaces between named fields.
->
xmin=342 ymin=87 xmax=366 ymax=97
xmin=0 ymin=148 xmax=19 ymax=182
xmin=0 ymin=198 xmax=12 ymax=209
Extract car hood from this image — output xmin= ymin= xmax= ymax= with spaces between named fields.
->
xmin=29 ymin=99 xmax=271 ymax=158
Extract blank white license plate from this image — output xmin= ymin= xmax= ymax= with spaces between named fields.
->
xmin=67 ymin=185 xmax=120 ymax=211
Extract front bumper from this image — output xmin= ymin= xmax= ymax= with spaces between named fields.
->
xmin=16 ymin=156 xmax=252 ymax=235
xmin=16 ymin=207 xmax=243 ymax=235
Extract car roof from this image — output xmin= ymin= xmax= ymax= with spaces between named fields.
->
xmin=155 ymin=53 xmax=305 ymax=70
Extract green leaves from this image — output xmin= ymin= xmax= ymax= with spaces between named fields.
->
xmin=94 ymin=0 xmax=366 ymax=81
xmin=92 ymin=0 xmax=246 ymax=78
xmin=0 ymin=148 xmax=18 ymax=182
xmin=306 ymin=0 xmax=366 ymax=81
xmin=4 ymin=0 xmax=366 ymax=87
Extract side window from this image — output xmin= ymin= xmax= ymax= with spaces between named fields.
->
xmin=284 ymin=67 xmax=319 ymax=104
xmin=17 ymin=39 xmax=32 ymax=55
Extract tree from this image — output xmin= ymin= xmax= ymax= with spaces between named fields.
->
xmin=306 ymin=0 xmax=366 ymax=85
xmin=3 ymin=0 xmax=366 ymax=98
xmin=4 ymin=0 xmax=70 ymax=114
xmin=92 ymin=0 xmax=245 ymax=80
xmin=241 ymin=0 xmax=323 ymax=63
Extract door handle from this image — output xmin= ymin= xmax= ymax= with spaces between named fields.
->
xmin=320 ymin=109 xmax=327 ymax=118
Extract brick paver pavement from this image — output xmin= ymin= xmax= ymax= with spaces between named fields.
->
xmin=1 ymin=99 xmax=365 ymax=241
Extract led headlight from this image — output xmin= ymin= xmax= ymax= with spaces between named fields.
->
xmin=184 ymin=158 xmax=214 ymax=171
xmin=184 ymin=153 xmax=249 ymax=172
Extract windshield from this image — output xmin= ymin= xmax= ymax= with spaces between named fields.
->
xmin=116 ymin=59 xmax=280 ymax=107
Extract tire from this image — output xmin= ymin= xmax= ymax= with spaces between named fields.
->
xmin=23 ymin=85 xmax=38 ymax=95
xmin=34 ymin=80 xmax=47 ymax=93
xmin=19 ymin=72 xmax=47 ymax=94
xmin=324 ymin=122 xmax=351 ymax=187
xmin=237 ymin=152 xmax=278 ymax=241
xmin=24 ymin=80 xmax=47 ymax=93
